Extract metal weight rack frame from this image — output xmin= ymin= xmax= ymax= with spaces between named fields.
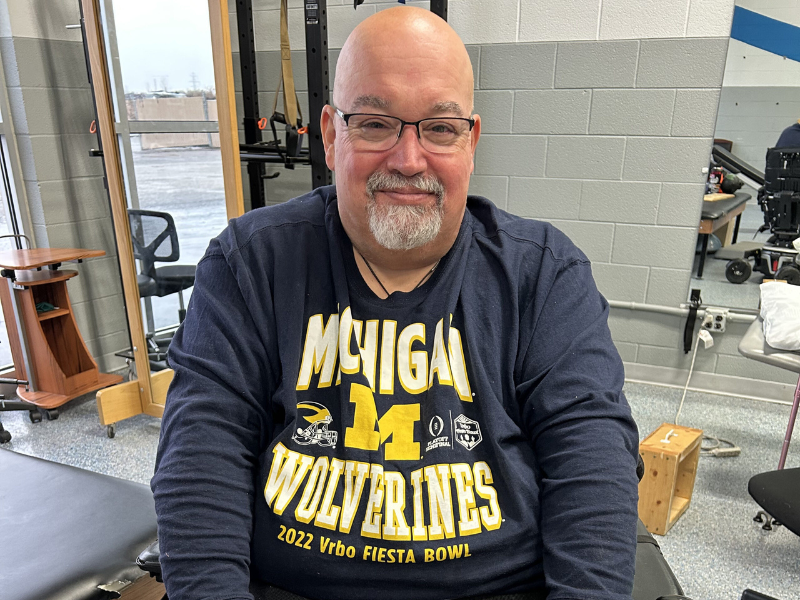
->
xmin=236 ymin=0 xmax=449 ymax=207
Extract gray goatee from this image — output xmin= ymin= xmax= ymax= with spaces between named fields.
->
xmin=365 ymin=172 xmax=446 ymax=250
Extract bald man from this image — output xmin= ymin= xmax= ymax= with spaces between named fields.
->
xmin=152 ymin=7 xmax=639 ymax=600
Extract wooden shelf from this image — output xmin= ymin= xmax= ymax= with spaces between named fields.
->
xmin=0 ymin=248 xmax=105 ymax=270
xmin=37 ymin=307 xmax=69 ymax=321
xmin=13 ymin=270 xmax=78 ymax=287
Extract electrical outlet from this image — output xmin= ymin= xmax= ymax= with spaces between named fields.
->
xmin=702 ymin=307 xmax=729 ymax=333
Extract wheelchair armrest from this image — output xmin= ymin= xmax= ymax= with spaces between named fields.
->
xmin=137 ymin=539 xmax=163 ymax=582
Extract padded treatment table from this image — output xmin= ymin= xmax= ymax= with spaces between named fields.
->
xmin=739 ymin=317 xmax=800 ymax=470
xmin=0 ymin=449 xmax=162 ymax=600
xmin=697 ymin=192 xmax=750 ymax=278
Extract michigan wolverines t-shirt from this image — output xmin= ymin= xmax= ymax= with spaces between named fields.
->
xmin=152 ymin=186 xmax=639 ymax=600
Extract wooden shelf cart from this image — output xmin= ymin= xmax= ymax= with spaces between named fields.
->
xmin=0 ymin=248 xmax=123 ymax=410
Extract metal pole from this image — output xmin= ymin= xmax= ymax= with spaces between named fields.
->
xmin=236 ymin=0 xmax=267 ymax=208
xmin=6 ymin=277 xmax=36 ymax=391
xmin=304 ymin=0 xmax=332 ymax=189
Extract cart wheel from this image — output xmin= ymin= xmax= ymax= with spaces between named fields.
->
xmin=0 ymin=429 xmax=11 ymax=444
xmin=776 ymin=265 xmax=800 ymax=285
xmin=725 ymin=259 xmax=751 ymax=284
xmin=29 ymin=410 xmax=42 ymax=423
xmin=42 ymin=408 xmax=59 ymax=421
xmin=107 ymin=424 xmax=116 ymax=439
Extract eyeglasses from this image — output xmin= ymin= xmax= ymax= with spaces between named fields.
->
xmin=335 ymin=108 xmax=475 ymax=154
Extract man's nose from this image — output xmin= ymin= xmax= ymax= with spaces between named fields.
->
xmin=386 ymin=124 xmax=428 ymax=176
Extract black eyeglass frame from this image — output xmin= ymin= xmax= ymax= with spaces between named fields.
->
xmin=334 ymin=108 xmax=475 ymax=143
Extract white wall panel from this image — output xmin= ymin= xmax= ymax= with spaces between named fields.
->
xmin=722 ymin=38 xmax=800 ymax=86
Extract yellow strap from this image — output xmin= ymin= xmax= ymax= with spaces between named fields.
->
xmin=280 ymin=0 xmax=299 ymax=126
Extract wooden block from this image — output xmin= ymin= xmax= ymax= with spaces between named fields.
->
xmin=638 ymin=423 xmax=703 ymax=536
xmin=118 ymin=574 xmax=165 ymax=600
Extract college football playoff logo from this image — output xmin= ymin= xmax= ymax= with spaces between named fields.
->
xmin=292 ymin=402 xmax=338 ymax=448
xmin=454 ymin=414 xmax=482 ymax=451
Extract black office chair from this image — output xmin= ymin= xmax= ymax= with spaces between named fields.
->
xmin=741 ymin=468 xmax=800 ymax=600
xmin=127 ymin=209 xmax=196 ymax=324
xmin=750 ymin=467 xmax=800 ymax=535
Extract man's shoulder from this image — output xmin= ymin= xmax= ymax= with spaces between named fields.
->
xmin=213 ymin=186 xmax=333 ymax=258
xmin=466 ymin=195 xmax=587 ymax=265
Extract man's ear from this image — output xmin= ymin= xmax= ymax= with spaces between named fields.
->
xmin=321 ymin=105 xmax=336 ymax=171
xmin=469 ymin=114 xmax=481 ymax=174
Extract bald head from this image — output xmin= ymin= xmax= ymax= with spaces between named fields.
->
xmin=334 ymin=6 xmax=474 ymax=115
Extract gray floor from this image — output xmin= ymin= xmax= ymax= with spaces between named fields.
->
xmin=1 ymin=381 xmax=798 ymax=600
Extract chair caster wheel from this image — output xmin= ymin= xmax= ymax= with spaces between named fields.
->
xmin=107 ymin=424 xmax=116 ymax=439
xmin=29 ymin=409 xmax=42 ymax=423
xmin=753 ymin=511 xmax=766 ymax=524
xmin=42 ymin=408 xmax=59 ymax=420
xmin=0 ymin=429 xmax=11 ymax=443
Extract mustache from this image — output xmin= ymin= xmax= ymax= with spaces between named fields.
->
xmin=365 ymin=172 xmax=445 ymax=203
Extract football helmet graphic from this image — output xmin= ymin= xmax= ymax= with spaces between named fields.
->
xmin=292 ymin=401 xmax=338 ymax=448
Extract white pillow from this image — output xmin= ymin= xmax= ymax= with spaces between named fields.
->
xmin=760 ymin=281 xmax=800 ymax=351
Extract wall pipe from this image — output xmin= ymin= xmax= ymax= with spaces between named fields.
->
xmin=608 ymin=300 xmax=758 ymax=324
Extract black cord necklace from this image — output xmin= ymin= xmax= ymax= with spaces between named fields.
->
xmin=356 ymin=249 xmax=440 ymax=298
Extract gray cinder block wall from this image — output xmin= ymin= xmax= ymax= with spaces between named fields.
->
xmin=240 ymin=0 xmax=794 ymax=395
xmin=0 ymin=0 xmax=128 ymax=372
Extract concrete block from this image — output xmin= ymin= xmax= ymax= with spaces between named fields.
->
xmin=636 ymin=38 xmax=729 ymax=88
xmin=468 ymin=176 xmax=508 ymax=209
xmin=26 ymin=134 xmax=105 ymax=182
xmin=614 ymin=341 xmax=638 ymax=363
xmin=95 ymin=351 xmax=128 ymax=375
xmin=513 ymin=89 xmax=591 ymax=134
xmin=473 ymin=91 xmax=513 ymax=133
xmin=657 ymin=183 xmax=706 ymax=227
xmin=546 ymin=136 xmax=625 ymax=180
xmin=466 ymin=45 xmax=480 ymax=88
xmin=479 ymin=43 xmax=556 ymax=90
xmin=449 ymin=0 xmax=518 ymax=45
xmin=608 ymin=308 xmax=684 ymax=347
xmin=591 ymin=263 xmax=649 ymax=302
xmin=646 ymin=267 xmax=691 ymax=306
xmin=599 ymin=0 xmax=690 ymax=40
xmin=3 ymin=0 xmax=83 ymax=42
xmin=12 ymin=87 xmax=95 ymax=136
xmin=85 ymin=328 xmax=131 ymax=366
xmin=37 ymin=176 xmax=109 ymax=225
xmin=545 ymin=220 xmax=614 ymax=262
xmin=636 ymin=343 xmax=718 ymax=373
xmin=715 ymin=355 xmax=798 ymax=385
xmin=253 ymin=8 xmax=306 ymax=51
xmin=623 ymin=137 xmax=712 ymax=184
xmin=708 ymin=320 xmax=751 ymax=357
xmin=519 ymin=0 xmax=599 ymax=42
xmin=508 ymin=178 xmax=581 ymax=220
xmin=45 ymin=217 xmax=118 ymax=257
xmin=589 ymin=89 xmax=675 ymax=136
xmin=72 ymin=294 xmax=128 ymax=345
xmin=612 ymin=224 xmax=697 ymax=270
xmin=671 ymin=90 xmax=722 ymax=137
xmin=474 ymin=135 xmax=546 ymax=177
xmin=555 ymin=41 xmax=639 ymax=89
xmin=579 ymin=181 xmax=660 ymax=224
xmin=329 ymin=4 xmax=377 ymax=48
xmin=686 ymin=0 xmax=736 ymax=38
xmin=66 ymin=257 xmax=124 ymax=305
xmin=2 ymin=38 xmax=89 ymax=88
